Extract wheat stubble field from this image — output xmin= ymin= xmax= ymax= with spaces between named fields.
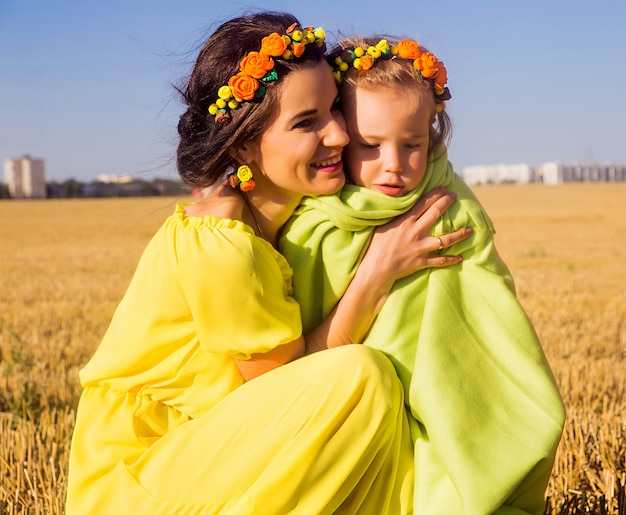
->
xmin=0 ymin=184 xmax=624 ymax=513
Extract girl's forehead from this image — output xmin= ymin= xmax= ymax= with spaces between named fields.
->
xmin=346 ymin=83 xmax=435 ymax=110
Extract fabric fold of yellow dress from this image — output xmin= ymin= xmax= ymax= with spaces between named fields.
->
xmin=66 ymin=207 xmax=414 ymax=514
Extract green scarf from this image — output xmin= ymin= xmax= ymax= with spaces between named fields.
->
xmin=280 ymin=148 xmax=565 ymax=514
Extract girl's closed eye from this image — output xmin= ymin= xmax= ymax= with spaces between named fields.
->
xmin=358 ymin=140 xmax=379 ymax=150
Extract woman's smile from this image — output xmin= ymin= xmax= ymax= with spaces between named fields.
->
xmin=311 ymin=154 xmax=344 ymax=174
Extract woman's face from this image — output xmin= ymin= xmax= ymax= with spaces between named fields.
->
xmin=241 ymin=61 xmax=349 ymax=203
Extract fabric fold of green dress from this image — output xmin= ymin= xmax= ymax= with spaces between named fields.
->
xmin=280 ymin=148 xmax=566 ymax=515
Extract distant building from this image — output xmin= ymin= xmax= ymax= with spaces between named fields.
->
xmin=462 ymin=161 xmax=626 ymax=186
xmin=96 ymin=174 xmax=134 ymax=184
xmin=540 ymin=161 xmax=626 ymax=185
xmin=3 ymin=155 xmax=46 ymax=199
xmin=462 ymin=164 xmax=536 ymax=186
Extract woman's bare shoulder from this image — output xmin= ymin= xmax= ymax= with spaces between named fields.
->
xmin=184 ymin=182 xmax=244 ymax=221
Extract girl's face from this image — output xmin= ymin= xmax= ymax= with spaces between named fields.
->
xmin=343 ymin=85 xmax=434 ymax=196
xmin=241 ymin=61 xmax=349 ymax=204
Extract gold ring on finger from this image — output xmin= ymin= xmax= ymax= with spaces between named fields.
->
xmin=437 ymin=237 xmax=444 ymax=251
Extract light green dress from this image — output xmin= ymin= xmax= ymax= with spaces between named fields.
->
xmin=280 ymin=148 xmax=566 ymax=515
xmin=66 ymin=204 xmax=414 ymax=514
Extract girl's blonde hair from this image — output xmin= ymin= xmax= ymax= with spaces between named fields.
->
xmin=328 ymin=36 xmax=452 ymax=153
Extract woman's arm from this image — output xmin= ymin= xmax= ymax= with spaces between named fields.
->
xmin=237 ymin=188 xmax=471 ymax=379
xmin=235 ymin=337 xmax=306 ymax=382
xmin=305 ymin=188 xmax=471 ymax=354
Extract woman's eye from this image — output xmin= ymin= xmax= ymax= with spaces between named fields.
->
xmin=359 ymin=142 xmax=378 ymax=150
xmin=293 ymin=119 xmax=314 ymax=130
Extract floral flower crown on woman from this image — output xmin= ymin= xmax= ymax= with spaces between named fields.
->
xmin=332 ymin=39 xmax=451 ymax=112
xmin=208 ymin=24 xmax=326 ymax=124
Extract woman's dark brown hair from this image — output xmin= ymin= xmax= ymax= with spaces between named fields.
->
xmin=176 ymin=12 xmax=326 ymax=188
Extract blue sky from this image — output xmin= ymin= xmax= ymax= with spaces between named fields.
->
xmin=1 ymin=0 xmax=625 ymax=182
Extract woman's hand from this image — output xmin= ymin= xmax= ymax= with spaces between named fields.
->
xmin=361 ymin=187 xmax=472 ymax=291
xmin=305 ymin=188 xmax=471 ymax=354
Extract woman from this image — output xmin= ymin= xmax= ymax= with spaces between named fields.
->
xmin=66 ymin=12 xmax=470 ymax=513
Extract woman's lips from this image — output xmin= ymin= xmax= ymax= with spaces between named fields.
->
xmin=312 ymin=155 xmax=343 ymax=173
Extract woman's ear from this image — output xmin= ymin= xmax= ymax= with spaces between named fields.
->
xmin=230 ymin=141 xmax=258 ymax=165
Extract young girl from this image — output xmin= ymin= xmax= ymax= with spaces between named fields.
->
xmin=280 ymin=36 xmax=565 ymax=514
xmin=66 ymin=17 xmax=473 ymax=513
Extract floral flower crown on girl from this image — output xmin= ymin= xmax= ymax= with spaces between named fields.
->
xmin=332 ymin=39 xmax=451 ymax=112
xmin=208 ymin=24 xmax=326 ymax=125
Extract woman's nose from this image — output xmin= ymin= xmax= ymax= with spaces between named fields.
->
xmin=324 ymin=112 xmax=349 ymax=149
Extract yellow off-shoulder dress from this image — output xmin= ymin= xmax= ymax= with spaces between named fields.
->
xmin=66 ymin=204 xmax=414 ymax=514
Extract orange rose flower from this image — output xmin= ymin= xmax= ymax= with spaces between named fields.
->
xmin=228 ymin=174 xmax=240 ymax=188
xmin=360 ymin=55 xmax=374 ymax=70
xmin=396 ymin=40 xmax=421 ymax=60
xmin=229 ymin=72 xmax=259 ymax=101
xmin=240 ymin=51 xmax=274 ymax=79
xmin=215 ymin=110 xmax=231 ymax=125
xmin=417 ymin=52 xmax=440 ymax=79
xmin=291 ymin=42 xmax=305 ymax=58
xmin=240 ymin=179 xmax=255 ymax=191
xmin=432 ymin=62 xmax=448 ymax=90
xmin=261 ymin=32 xmax=288 ymax=57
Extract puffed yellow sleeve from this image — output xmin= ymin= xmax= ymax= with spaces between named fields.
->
xmin=173 ymin=215 xmax=302 ymax=360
